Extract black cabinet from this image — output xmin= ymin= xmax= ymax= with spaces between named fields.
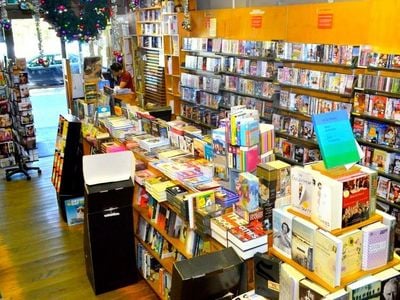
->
xmin=51 ymin=114 xmax=84 ymax=221
xmin=83 ymin=179 xmax=138 ymax=295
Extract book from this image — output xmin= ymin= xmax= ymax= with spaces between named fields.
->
xmin=64 ymin=197 xmax=85 ymax=226
xmin=361 ymin=222 xmax=389 ymax=270
xmin=312 ymin=110 xmax=360 ymax=169
xmin=291 ymin=216 xmax=318 ymax=271
xmin=338 ymin=229 xmax=363 ymax=277
xmin=227 ymin=223 xmax=268 ymax=259
xmin=279 ymin=263 xmax=305 ymax=300
xmin=376 ymin=176 xmax=391 ymax=199
xmin=314 ymin=229 xmax=343 ymax=287
xmin=291 ymin=166 xmax=316 ymax=217
xmin=388 ymin=182 xmax=400 ymax=203
xmin=236 ymin=172 xmax=259 ymax=212
xmin=324 ymin=289 xmax=349 ymax=300
xmin=254 ymin=253 xmax=281 ymax=299
xmin=373 ymin=267 xmax=400 ymax=300
xmin=310 ymin=172 xmax=343 ymax=231
xmin=272 ymin=207 xmax=294 ymax=258
xmin=210 ymin=212 xmax=248 ymax=247
xmin=299 ymin=278 xmax=330 ymax=299
xmin=346 ymin=275 xmax=381 ymax=300
xmin=375 ymin=210 xmax=396 ymax=262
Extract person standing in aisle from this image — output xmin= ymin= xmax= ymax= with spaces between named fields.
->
xmin=109 ymin=62 xmax=134 ymax=92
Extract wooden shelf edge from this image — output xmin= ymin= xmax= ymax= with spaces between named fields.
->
xmin=269 ymin=247 xmax=400 ymax=293
xmin=144 ymin=276 xmax=167 ymax=300
xmin=134 ymin=233 xmax=174 ymax=274
xmin=133 ymin=204 xmax=193 ymax=259
xmin=287 ymin=207 xmax=383 ymax=236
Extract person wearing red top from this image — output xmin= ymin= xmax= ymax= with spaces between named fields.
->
xmin=110 ymin=62 xmax=134 ymax=92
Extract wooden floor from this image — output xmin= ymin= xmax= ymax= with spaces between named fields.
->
xmin=0 ymin=156 xmax=158 ymax=300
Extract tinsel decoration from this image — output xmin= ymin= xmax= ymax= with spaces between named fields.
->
xmin=129 ymin=0 xmax=140 ymax=11
xmin=110 ymin=0 xmax=122 ymax=62
xmin=182 ymin=0 xmax=191 ymax=31
xmin=32 ymin=0 xmax=48 ymax=67
xmin=40 ymin=0 xmax=111 ymax=42
xmin=0 ymin=0 xmax=11 ymax=31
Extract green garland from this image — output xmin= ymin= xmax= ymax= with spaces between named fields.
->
xmin=40 ymin=0 xmax=110 ymax=42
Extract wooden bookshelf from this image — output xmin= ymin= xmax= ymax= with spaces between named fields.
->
xmin=143 ymin=275 xmax=166 ymax=300
xmin=287 ymin=207 xmax=383 ymax=236
xmin=269 ymin=247 xmax=400 ymax=293
xmin=134 ymin=233 xmax=175 ymax=274
xmin=133 ymin=204 xmax=193 ymax=259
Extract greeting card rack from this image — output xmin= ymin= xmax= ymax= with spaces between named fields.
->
xmin=5 ymin=59 xmax=41 ymax=181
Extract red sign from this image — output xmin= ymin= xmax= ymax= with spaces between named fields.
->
xmin=318 ymin=13 xmax=333 ymax=29
xmin=251 ymin=16 xmax=263 ymax=29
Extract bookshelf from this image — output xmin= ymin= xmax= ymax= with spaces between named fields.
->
xmin=163 ymin=12 xmax=190 ymax=116
xmin=351 ymin=62 xmax=400 ymax=213
xmin=135 ymin=2 xmax=166 ymax=107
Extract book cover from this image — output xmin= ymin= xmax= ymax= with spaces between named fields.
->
xmin=353 ymin=92 xmax=367 ymax=114
xmin=312 ymin=110 xmax=360 ymax=169
xmin=291 ymin=166 xmax=316 ymax=217
xmin=376 ymin=209 xmax=396 ymax=261
xmin=254 ymin=253 xmax=281 ymax=300
xmin=291 ymin=216 xmax=318 ymax=271
xmin=324 ymin=289 xmax=349 ymax=300
xmin=376 ymin=176 xmax=391 ymax=199
xmin=346 ymin=275 xmax=381 ymax=300
xmin=272 ymin=207 xmax=294 ymax=258
xmin=338 ymin=229 xmax=363 ymax=277
xmin=301 ymin=120 xmax=314 ymax=140
xmin=227 ymin=221 xmax=267 ymax=251
xmin=361 ymin=222 xmax=389 ymax=270
xmin=373 ymin=267 xmax=400 ymax=300
xmin=340 ymin=171 xmax=371 ymax=227
xmin=314 ymin=229 xmax=343 ymax=287
xmin=310 ymin=173 xmax=343 ymax=231
xmin=279 ymin=263 xmax=305 ymax=300
xmin=299 ymin=279 xmax=330 ymax=300
xmin=388 ymin=182 xmax=400 ymax=203
xmin=64 ymin=197 xmax=85 ymax=226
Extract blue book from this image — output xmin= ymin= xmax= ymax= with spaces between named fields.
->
xmin=312 ymin=110 xmax=360 ymax=169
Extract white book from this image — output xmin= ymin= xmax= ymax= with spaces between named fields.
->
xmin=279 ymin=263 xmax=305 ymax=300
xmin=314 ymin=229 xmax=343 ymax=287
xmin=291 ymin=216 xmax=318 ymax=271
xmin=310 ymin=172 xmax=343 ymax=231
xmin=338 ymin=229 xmax=363 ymax=277
xmin=272 ymin=207 xmax=294 ymax=258
xmin=376 ymin=209 xmax=396 ymax=261
xmin=362 ymin=222 xmax=389 ymax=270
xmin=291 ymin=166 xmax=318 ymax=217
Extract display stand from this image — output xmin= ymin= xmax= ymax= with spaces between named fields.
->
xmin=5 ymin=58 xmax=41 ymax=181
xmin=5 ymin=147 xmax=41 ymax=181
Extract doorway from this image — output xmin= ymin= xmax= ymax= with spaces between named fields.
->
xmin=12 ymin=18 xmax=68 ymax=157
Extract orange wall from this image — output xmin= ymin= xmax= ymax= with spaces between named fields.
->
xmin=189 ymin=0 xmax=400 ymax=53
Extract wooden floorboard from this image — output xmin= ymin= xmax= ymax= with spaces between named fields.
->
xmin=0 ymin=156 xmax=158 ymax=300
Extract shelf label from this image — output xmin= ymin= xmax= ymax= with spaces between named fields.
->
xmin=251 ymin=15 xmax=263 ymax=29
xmin=318 ymin=13 xmax=333 ymax=29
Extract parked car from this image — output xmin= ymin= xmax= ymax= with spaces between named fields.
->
xmin=27 ymin=54 xmax=80 ymax=86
